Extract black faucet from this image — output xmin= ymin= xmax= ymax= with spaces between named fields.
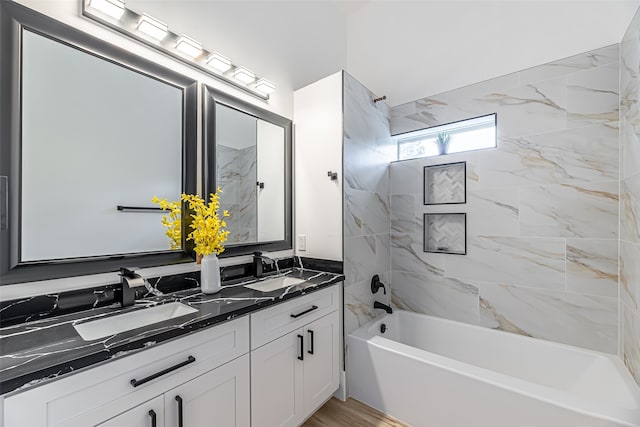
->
xmin=253 ymin=252 xmax=276 ymax=278
xmin=374 ymin=301 xmax=393 ymax=314
xmin=371 ymin=275 xmax=386 ymax=294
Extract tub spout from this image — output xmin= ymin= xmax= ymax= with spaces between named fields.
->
xmin=374 ymin=301 xmax=393 ymax=314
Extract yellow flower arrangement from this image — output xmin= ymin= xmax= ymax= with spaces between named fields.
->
xmin=151 ymin=197 xmax=182 ymax=249
xmin=152 ymin=188 xmax=230 ymax=257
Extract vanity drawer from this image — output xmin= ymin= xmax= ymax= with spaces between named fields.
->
xmin=3 ymin=316 xmax=249 ymax=427
xmin=250 ymin=285 xmax=339 ymax=349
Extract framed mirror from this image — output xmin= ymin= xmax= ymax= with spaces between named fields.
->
xmin=0 ymin=2 xmax=197 ymax=284
xmin=203 ymin=85 xmax=292 ymax=257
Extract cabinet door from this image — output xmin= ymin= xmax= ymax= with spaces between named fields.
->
xmin=97 ymin=396 xmax=164 ymax=427
xmin=251 ymin=330 xmax=304 ymax=427
xmin=165 ymin=354 xmax=250 ymax=427
xmin=303 ymin=311 xmax=339 ymax=414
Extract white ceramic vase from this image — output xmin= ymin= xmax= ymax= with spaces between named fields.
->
xmin=200 ymin=253 xmax=221 ymax=294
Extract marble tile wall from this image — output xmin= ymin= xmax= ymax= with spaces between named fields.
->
xmin=343 ymin=72 xmax=396 ymax=336
xmin=621 ymin=8 xmax=640 ymax=385
xmin=217 ymin=145 xmax=257 ymax=243
xmin=389 ymin=45 xmax=620 ymax=354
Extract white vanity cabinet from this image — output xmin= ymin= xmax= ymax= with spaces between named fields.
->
xmin=1 ymin=285 xmax=341 ymax=427
xmin=98 ymin=354 xmax=249 ymax=427
xmin=163 ymin=354 xmax=250 ymax=427
xmin=250 ymin=286 xmax=340 ymax=427
xmin=97 ymin=396 xmax=164 ymax=427
xmin=2 ymin=316 xmax=250 ymax=427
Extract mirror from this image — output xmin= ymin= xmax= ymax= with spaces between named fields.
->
xmin=0 ymin=2 xmax=197 ymax=284
xmin=216 ymin=105 xmax=285 ymax=244
xmin=203 ymin=85 xmax=292 ymax=257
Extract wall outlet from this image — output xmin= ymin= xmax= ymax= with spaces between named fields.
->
xmin=297 ymin=234 xmax=306 ymax=251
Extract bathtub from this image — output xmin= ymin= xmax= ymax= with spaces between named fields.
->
xmin=347 ymin=310 xmax=640 ymax=427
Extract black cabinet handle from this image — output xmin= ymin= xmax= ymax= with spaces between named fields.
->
xmin=297 ymin=334 xmax=304 ymax=361
xmin=176 ymin=395 xmax=184 ymax=427
xmin=308 ymin=329 xmax=314 ymax=355
xmin=290 ymin=305 xmax=318 ymax=319
xmin=148 ymin=410 xmax=157 ymax=427
xmin=130 ymin=356 xmax=196 ymax=387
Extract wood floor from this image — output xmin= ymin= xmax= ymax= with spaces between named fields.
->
xmin=302 ymin=398 xmax=409 ymax=427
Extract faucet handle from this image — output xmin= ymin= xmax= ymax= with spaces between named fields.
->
xmin=120 ymin=267 xmax=139 ymax=278
xmin=371 ymin=275 xmax=387 ymax=295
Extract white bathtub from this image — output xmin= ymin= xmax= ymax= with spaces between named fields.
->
xmin=347 ymin=310 xmax=640 ymax=427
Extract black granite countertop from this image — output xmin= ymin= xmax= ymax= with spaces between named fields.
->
xmin=0 ymin=268 xmax=344 ymax=395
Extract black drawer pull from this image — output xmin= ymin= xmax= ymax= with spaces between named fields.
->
xmin=130 ymin=356 xmax=196 ymax=387
xmin=308 ymin=329 xmax=314 ymax=355
xmin=291 ymin=305 xmax=318 ymax=319
xmin=176 ymin=395 xmax=184 ymax=427
xmin=297 ymin=334 xmax=304 ymax=361
xmin=148 ymin=410 xmax=157 ymax=427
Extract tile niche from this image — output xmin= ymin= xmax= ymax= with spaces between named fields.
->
xmin=423 ymin=162 xmax=467 ymax=255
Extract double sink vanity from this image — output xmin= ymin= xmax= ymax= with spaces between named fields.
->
xmin=0 ymin=265 xmax=344 ymax=426
xmin=0 ymin=2 xmax=342 ymax=426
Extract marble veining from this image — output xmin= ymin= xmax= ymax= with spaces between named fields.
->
xmin=478 ymin=124 xmax=619 ymax=188
xmin=389 ymin=43 xmax=622 ymax=358
xmin=624 ymin=304 xmax=640 ymax=384
xmin=0 ymin=268 xmax=344 ymax=395
xmin=567 ymin=62 xmax=620 ymax=127
xmin=621 ymin=174 xmax=640 ymax=244
xmin=342 ymin=72 xmax=395 ymax=336
xmin=446 ymin=236 xmax=566 ymax=290
xmin=474 ymin=78 xmax=567 ymax=138
xmin=476 ymin=283 xmax=617 ymax=353
xmin=620 ymin=240 xmax=640 ymax=310
xmin=519 ymin=181 xmax=618 ymax=238
xmin=217 ymin=144 xmax=257 ymax=244
xmin=391 ymin=194 xmax=416 ymax=236
xmin=391 ymin=233 xmax=445 ymax=276
xmin=566 ymin=239 xmax=618 ymax=297
xmin=621 ymin=7 xmax=640 ymax=385
xmin=391 ymin=270 xmax=479 ymax=324
xmin=519 ymin=45 xmax=619 ymax=85
xmin=466 ymin=189 xmax=519 ymax=236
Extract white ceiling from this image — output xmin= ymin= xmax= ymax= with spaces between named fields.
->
xmin=126 ymin=0 xmax=639 ymax=107
xmin=347 ymin=0 xmax=640 ymax=106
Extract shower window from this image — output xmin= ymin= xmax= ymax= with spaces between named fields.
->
xmin=395 ymin=113 xmax=497 ymax=160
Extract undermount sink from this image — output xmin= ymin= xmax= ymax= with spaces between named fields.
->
xmin=73 ymin=302 xmax=198 ymax=341
xmin=244 ymin=276 xmax=306 ymax=293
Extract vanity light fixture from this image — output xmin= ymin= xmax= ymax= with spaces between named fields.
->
xmin=87 ymin=0 xmax=125 ymax=20
xmin=255 ymin=78 xmax=276 ymax=95
xmin=233 ymin=67 xmax=256 ymax=85
xmin=175 ymin=35 xmax=203 ymax=58
xmin=136 ymin=13 xmax=168 ymax=41
xmin=81 ymin=0 xmax=274 ymax=100
xmin=206 ymin=52 xmax=232 ymax=73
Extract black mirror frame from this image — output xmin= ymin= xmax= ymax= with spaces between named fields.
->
xmin=0 ymin=2 xmax=198 ymax=285
xmin=202 ymin=84 xmax=293 ymax=257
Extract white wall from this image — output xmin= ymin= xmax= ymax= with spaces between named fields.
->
xmin=347 ymin=0 xmax=640 ymax=106
xmin=294 ymin=72 xmax=344 ymax=261
xmin=126 ymin=0 xmax=353 ymax=102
